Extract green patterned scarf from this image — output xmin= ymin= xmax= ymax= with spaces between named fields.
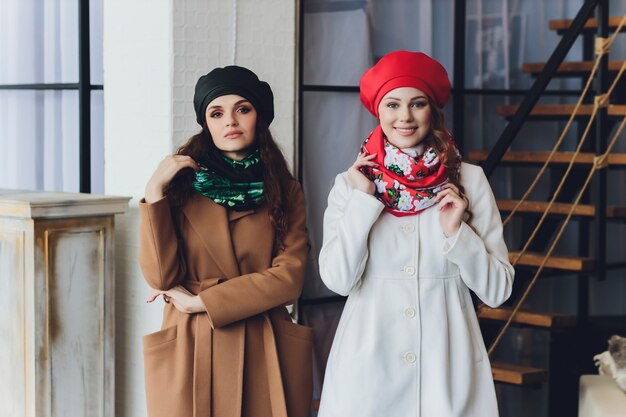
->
xmin=192 ymin=149 xmax=265 ymax=211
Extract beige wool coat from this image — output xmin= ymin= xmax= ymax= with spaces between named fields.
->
xmin=138 ymin=181 xmax=313 ymax=417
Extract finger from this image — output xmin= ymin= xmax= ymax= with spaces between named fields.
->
xmin=353 ymin=161 xmax=379 ymax=169
xmin=438 ymin=194 xmax=462 ymax=210
xmin=176 ymin=158 xmax=200 ymax=170
xmin=172 ymin=300 xmax=190 ymax=314
xmin=442 ymin=183 xmax=460 ymax=194
xmin=171 ymin=155 xmax=199 ymax=167
xmin=435 ymin=188 xmax=460 ymax=201
xmin=355 ymin=153 xmax=377 ymax=162
xmin=172 ymin=154 xmax=194 ymax=161
xmin=147 ymin=289 xmax=163 ymax=303
xmin=434 ymin=189 xmax=450 ymax=201
xmin=173 ymin=285 xmax=194 ymax=296
xmin=353 ymin=157 xmax=379 ymax=166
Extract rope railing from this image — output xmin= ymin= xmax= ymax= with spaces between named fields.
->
xmin=501 ymin=13 xmax=626 ymax=227
xmin=488 ymin=115 xmax=626 ymax=356
xmin=485 ymin=13 xmax=626 ymax=357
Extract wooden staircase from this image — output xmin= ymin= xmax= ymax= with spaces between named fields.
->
xmin=479 ymin=307 xmax=576 ymax=328
xmin=495 ymin=104 xmax=626 ymax=119
xmin=491 ymin=362 xmax=549 ymax=385
xmin=549 ymin=16 xmax=626 ymax=32
xmin=522 ymin=60 xmax=625 ymax=76
xmin=471 ymin=10 xmax=626 ymax=413
xmin=469 ymin=150 xmax=626 ymax=166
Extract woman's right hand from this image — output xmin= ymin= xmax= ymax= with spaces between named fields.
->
xmin=145 ymin=155 xmax=199 ymax=203
xmin=347 ymin=153 xmax=378 ymax=195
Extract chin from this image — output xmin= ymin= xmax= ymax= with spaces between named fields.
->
xmin=216 ymin=141 xmax=251 ymax=153
xmin=390 ymin=136 xmax=424 ymax=148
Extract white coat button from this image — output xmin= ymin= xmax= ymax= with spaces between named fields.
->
xmin=402 ymin=223 xmax=415 ymax=233
xmin=404 ymin=266 xmax=416 ymax=275
xmin=404 ymin=352 xmax=417 ymax=363
xmin=404 ymin=307 xmax=416 ymax=318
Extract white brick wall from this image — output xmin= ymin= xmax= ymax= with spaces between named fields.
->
xmin=103 ymin=1 xmax=297 ymax=415
xmin=171 ymin=0 xmax=297 ymax=165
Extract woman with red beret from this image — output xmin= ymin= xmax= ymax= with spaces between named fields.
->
xmin=318 ymin=51 xmax=514 ymax=416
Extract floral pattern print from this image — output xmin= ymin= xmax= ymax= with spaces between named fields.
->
xmin=360 ymin=125 xmax=461 ymax=217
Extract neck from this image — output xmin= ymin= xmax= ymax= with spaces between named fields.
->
xmin=222 ymin=149 xmax=251 ymax=161
xmin=401 ymin=143 xmax=426 ymax=157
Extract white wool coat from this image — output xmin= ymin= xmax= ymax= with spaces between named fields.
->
xmin=317 ymin=162 xmax=514 ymax=417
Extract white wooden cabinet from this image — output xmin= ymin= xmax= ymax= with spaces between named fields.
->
xmin=0 ymin=190 xmax=129 ymax=417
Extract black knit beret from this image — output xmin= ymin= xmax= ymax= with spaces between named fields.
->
xmin=193 ymin=65 xmax=274 ymax=126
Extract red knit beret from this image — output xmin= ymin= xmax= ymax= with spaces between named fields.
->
xmin=359 ymin=50 xmax=451 ymax=118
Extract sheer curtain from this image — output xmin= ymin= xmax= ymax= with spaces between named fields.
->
xmin=0 ymin=0 xmax=103 ymax=193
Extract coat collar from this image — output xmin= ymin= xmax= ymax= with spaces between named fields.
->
xmin=182 ymin=194 xmax=241 ymax=278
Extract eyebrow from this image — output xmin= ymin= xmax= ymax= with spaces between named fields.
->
xmin=207 ymin=99 xmax=251 ymax=110
xmin=384 ymin=96 xmax=427 ymax=101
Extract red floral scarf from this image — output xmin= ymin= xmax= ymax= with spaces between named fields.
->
xmin=360 ymin=125 xmax=460 ymax=217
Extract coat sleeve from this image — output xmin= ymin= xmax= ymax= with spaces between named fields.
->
xmin=442 ymin=164 xmax=514 ymax=308
xmin=318 ymin=173 xmax=384 ymax=296
xmin=138 ymin=196 xmax=187 ymax=291
xmin=197 ymin=182 xmax=309 ymax=329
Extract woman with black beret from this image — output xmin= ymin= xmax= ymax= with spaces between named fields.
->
xmin=138 ymin=66 xmax=313 ymax=417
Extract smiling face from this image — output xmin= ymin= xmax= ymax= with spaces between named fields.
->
xmin=377 ymin=87 xmax=432 ymax=149
xmin=205 ymin=94 xmax=257 ymax=160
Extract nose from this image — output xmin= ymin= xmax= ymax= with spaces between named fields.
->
xmin=399 ymin=105 xmax=414 ymax=122
xmin=225 ymin=112 xmax=239 ymax=127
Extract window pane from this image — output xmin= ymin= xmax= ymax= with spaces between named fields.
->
xmin=303 ymin=2 xmax=370 ymax=86
xmin=0 ymin=1 xmax=79 ymax=84
xmin=91 ymin=90 xmax=103 ymax=194
xmin=301 ymin=91 xmax=376 ymax=299
xmin=90 ymin=0 xmax=103 ymax=85
xmin=0 ymin=90 xmax=79 ymax=192
xmin=464 ymin=0 xmax=584 ymax=90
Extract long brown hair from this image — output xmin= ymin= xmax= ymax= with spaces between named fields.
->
xmin=166 ymin=118 xmax=294 ymax=250
xmin=424 ymin=101 xmax=473 ymax=223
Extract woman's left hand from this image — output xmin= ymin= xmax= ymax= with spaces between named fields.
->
xmin=435 ymin=183 xmax=468 ymax=238
xmin=147 ymin=285 xmax=207 ymax=314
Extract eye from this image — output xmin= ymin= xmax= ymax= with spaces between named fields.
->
xmin=210 ymin=111 xmax=223 ymax=118
xmin=386 ymin=102 xmax=399 ymax=109
xmin=237 ymin=106 xmax=252 ymax=114
xmin=411 ymin=101 xmax=427 ymax=109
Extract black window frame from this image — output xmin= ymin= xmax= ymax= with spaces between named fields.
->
xmin=0 ymin=0 xmax=102 ymax=193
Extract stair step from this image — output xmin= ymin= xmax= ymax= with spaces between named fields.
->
xmin=492 ymin=362 xmax=548 ymax=385
xmin=479 ymin=307 xmax=576 ymax=328
xmin=549 ymin=16 xmax=626 ymax=33
xmin=496 ymin=104 xmax=626 ymax=119
xmin=510 ymin=251 xmax=595 ymax=271
xmin=496 ymin=199 xmax=626 ymax=219
xmin=522 ymin=60 xmax=625 ymax=76
xmin=468 ymin=150 xmax=626 ymax=166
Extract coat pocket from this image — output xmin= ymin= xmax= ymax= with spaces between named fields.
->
xmin=143 ymin=325 xmax=177 ymax=350
xmin=455 ymin=280 xmax=484 ymax=363
xmin=461 ymin=310 xmax=484 ymax=364
xmin=143 ymin=325 xmax=183 ymax=417
xmin=281 ymin=320 xmax=314 ymax=341
xmin=275 ymin=320 xmax=314 ymax=417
